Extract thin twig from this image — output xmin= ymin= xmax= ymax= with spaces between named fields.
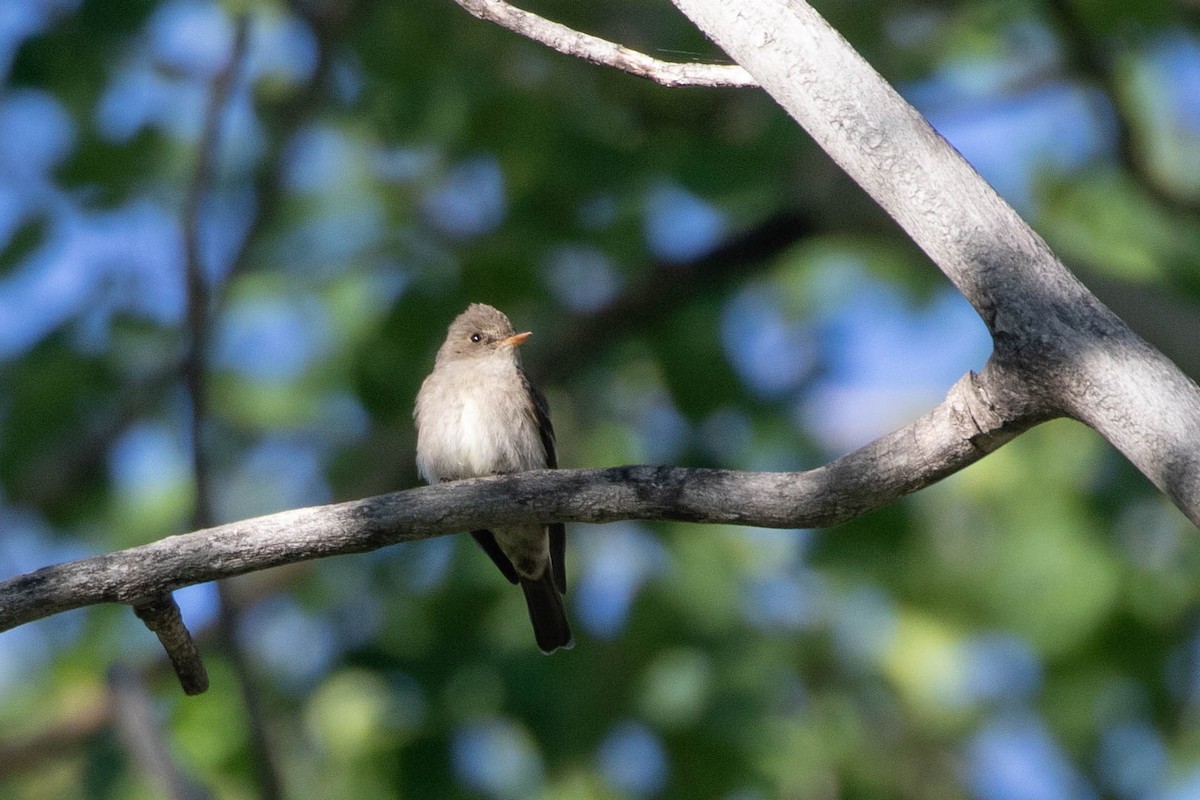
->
xmin=451 ymin=0 xmax=758 ymax=88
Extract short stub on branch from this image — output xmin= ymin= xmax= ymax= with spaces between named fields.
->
xmin=131 ymin=593 xmax=209 ymax=695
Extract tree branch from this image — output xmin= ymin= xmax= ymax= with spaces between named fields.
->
xmin=222 ymin=0 xmax=350 ymax=283
xmin=669 ymin=0 xmax=1200 ymax=525
xmin=0 ymin=569 xmax=300 ymax=779
xmin=135 ymin=11 xmax=252 ymax=697
xmin=212 ymin=582 xmax=284 ymax=798
xmin=131 ymin=595 xmax=209 ymax=695
xmin=531 ymin=209 xmax=817 ymax=382
xmin=0 ymin=364 xmax=1043 ymax=634
xmin=450 ymin=0 xmax=757 ymax=88
xmin=14 ymin=1 xmax=350 ymax=517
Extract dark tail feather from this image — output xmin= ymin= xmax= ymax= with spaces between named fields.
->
xmin=520 ymin=572 xmax=574 ymax=654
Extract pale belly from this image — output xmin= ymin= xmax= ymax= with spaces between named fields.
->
xmin=416 ymin=363 xmax=545 ymax=483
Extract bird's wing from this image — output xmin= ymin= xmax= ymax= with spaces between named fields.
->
xmin=525 ymin=378 xmax=567 ymax=593
xmin=526 ymin=379 xmax=558 ymax=468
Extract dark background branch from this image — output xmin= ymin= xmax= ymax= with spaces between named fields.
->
xmin=108 ymin=666 xmax=210 ymax=800
xmin=532 ymin=209 xmax=817 ymax=383
xmin=671 ymin=0 xmax=1200 ymax=523
xmin=177 ymin=12 xmax=286 ymax=798
xmin=1044 ymin=0 xmax=1200 ymax=217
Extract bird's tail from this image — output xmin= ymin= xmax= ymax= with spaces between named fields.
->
xmin=520 ymin=572 xmax=574 ymax=654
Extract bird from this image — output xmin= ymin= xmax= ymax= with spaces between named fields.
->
xmin=413 ymin=303 xmax=572 ymax=653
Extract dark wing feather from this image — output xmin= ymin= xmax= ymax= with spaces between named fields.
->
xmin=525 ymin=379 xmax=558 ymax=468
xmin=525 ymin=377 xmax=566 ymax=593
xmin=470 ymin=530 xmax=519 ymax=585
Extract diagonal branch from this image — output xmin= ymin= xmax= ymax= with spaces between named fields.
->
xmin=450 ymin=0 xmax=757 ymax=88
xmin=532 ymin=210 xmax=817 ymax=383
xmin=0 ymin=363 xmax=1046 ymax=635
xmin=131 ymin=595 xmax=209 ymax=696
xmin=669 ymin=0 xmax=1200 ymax=524
xmin=0 ymin=569 xmax=300 ymax=779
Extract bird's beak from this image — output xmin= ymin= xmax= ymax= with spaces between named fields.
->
xmin=499 ymin=331 xmax=532 ymax=348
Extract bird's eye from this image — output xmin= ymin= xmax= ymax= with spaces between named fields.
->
xmin=470 ymin=333 xmax=482 ymax=343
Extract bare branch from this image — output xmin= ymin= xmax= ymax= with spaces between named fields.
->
xmin=451 ymin=0 xmax=757 ymax=88
xmin=670 ymin=0 xmax=1200 ymax=525
xmin=0 ymin=364 xmax=1044 ymax=635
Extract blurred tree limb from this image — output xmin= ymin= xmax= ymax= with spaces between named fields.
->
xmin=1044 ymin=0 xmax=1200 ymax=218
xmin=176 ymin=10 xmax=286 ymax=798
xmin=108 ymin=666 xmax=210 ymax=800
xmin=448 ymin=0 xmax=1200 ymax=517
xmin=0 ymin=567 xmax=301 ymax=779
xmin=532 ymin=209 xmax=816 ymax=383
xmin=138 ymin=6 xmax=259 ymax=702
xmin=14 ymin=0 xmax=350 ymax=514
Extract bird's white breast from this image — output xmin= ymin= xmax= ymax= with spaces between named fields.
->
xmin=415 ymin=357 xmax=544 ymax=483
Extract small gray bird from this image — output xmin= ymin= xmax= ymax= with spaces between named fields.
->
xmin=414 ymin=303 xmax=572 ymax=653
